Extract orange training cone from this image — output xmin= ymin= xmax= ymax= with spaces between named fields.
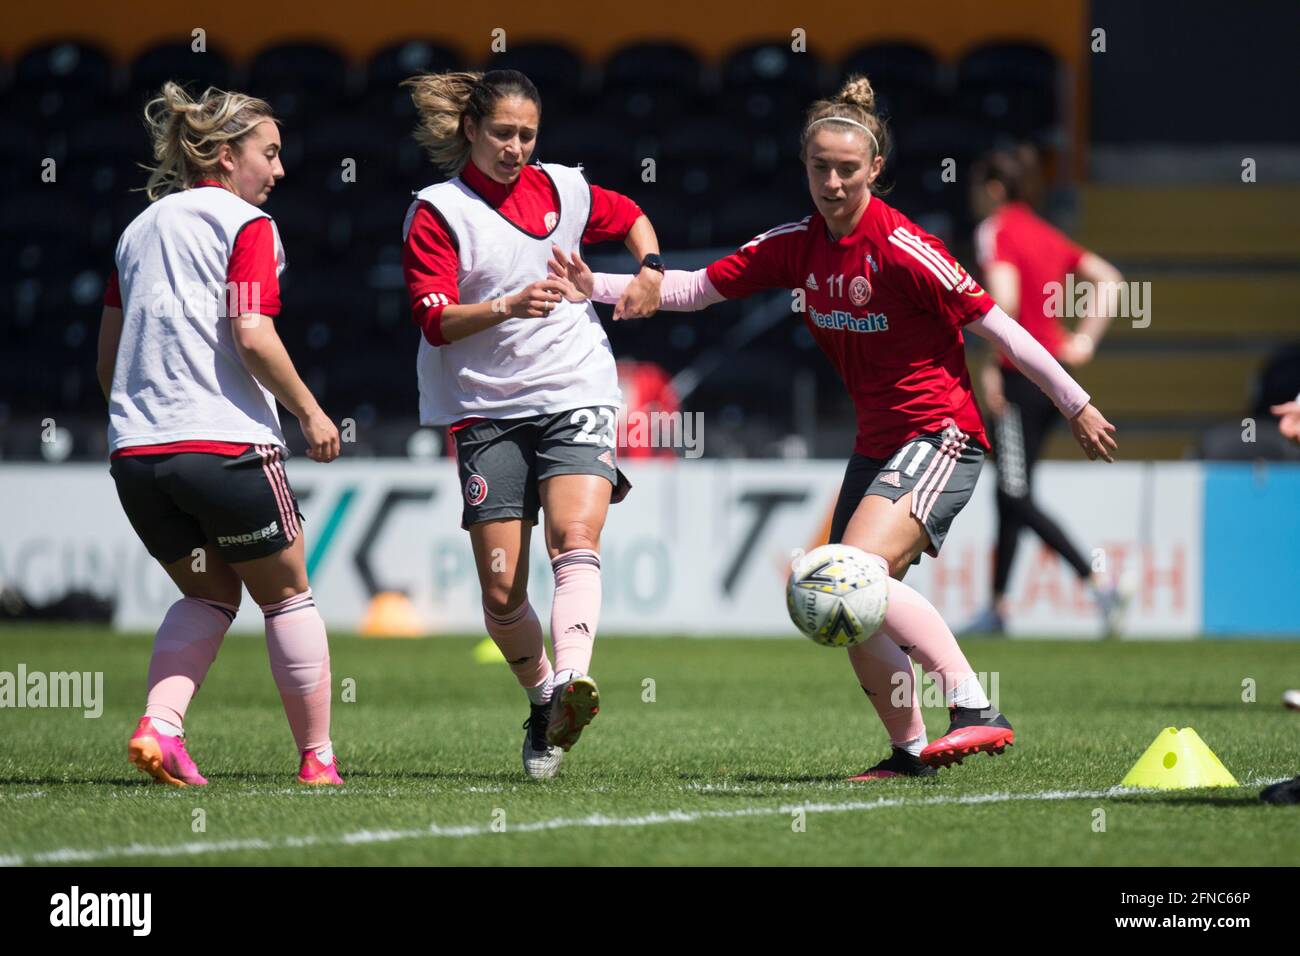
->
xmin=359 ymin=591 xmax=424 ymax=638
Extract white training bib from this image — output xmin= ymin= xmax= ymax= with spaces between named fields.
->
xmin=109 ymin=186 xmax=288 ymax=451
xmin=405 ymin=162 xmax=623 ymax=425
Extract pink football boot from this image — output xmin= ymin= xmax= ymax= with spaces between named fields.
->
xmin=127 ymin=716 xmax=208 ymax=787
xmin=297 ymin=750 xmax=344 ymax=785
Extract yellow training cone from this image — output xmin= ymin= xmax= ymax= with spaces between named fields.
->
xmin=359 ymin=591 xmax=424 ymax=638
xmin=1120 ymin=727 xmax=1239 ymax=789
xmin=473 ymin=637 xmax=506 ymax=664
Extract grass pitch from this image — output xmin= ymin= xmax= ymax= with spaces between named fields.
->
xmin=1 ymin=626 xmax=1297 ymax=866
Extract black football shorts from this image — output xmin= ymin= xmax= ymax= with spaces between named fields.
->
xmin=110 ymin=444 xmax=303 ymax=564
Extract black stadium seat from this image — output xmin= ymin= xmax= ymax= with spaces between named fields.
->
xmin=602 ymin=43 xmax=704 ymax=99
xmin=127 ymin=43 xmax=234 ymax=104
xmin=713 ymin=192 xmax=809 ymax=249
xmin=0 ymin=120 xmax=44 ymax=195
xmin=839 ymin=42 xmax=946 ymax=120
xmin=656 ymin=116 xmax=773 ymax=200
xmin=628 ymin=192 xmax=712 ymax=249
xmin=955 ymin=42 xmax=1060 ymax=139
xmin=536 ymin=116 xmax=646 ymax=192
xmin=363 ymin=41 xmax=463 ymax=129
xmin=598 ymin=42 xmax=707 ymax=123
xmin=485 ymin=43 xmax=589 ymax=113
xmin=721 ymin=41 xmax=829 ymax=128
xmin=249 ymin=42 xmax=351 ymax=121
xmin=65 ymin=115 xmax=152 ymax=201
xmin=13 ymin=41 xmax=115 ymax=126
xmin=298 ymin=114 xmax=401 ymax=195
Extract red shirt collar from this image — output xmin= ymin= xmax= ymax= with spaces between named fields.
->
xmin=194 ymin=179 xmax=230 ymax=190
xmin=461 ymin=160 xmax=521 ymax=206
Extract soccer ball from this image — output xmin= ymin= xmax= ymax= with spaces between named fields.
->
xmin=786 ymin=544 xmax=889 ymax=648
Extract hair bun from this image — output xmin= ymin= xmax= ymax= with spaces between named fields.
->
xmin=837 ymin=75 xmax=876 ymax=112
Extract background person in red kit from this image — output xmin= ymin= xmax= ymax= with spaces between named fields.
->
xmin=963 ymin=147 xmax=1128 ymax=637
xmin=617 ymin=360 xmax=682 ymax=460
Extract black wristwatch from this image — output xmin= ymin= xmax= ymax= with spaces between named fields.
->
xmin=640 ymin=253 xmax=665 ymax=274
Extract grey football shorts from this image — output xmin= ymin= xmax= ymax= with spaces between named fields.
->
xmin=453 ymin=405 xmax=632 ymax=529
xmin=828 ymin=423 xmax=985 ymax=562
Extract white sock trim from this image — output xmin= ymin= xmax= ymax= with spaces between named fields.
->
xmin=897 ymin=732 xmax=928 ymax=757
xmin=150 ymin=717 xmax=183 ymax=737
xmin=947 ymin=674 xmax=991 ymax=710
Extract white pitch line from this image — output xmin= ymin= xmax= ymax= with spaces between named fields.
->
xmin=0 ymin=783 xmax=1214 ymax=867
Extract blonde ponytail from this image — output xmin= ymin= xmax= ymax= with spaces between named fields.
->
xmin=142 ymin=82 xmax=276 ymax=200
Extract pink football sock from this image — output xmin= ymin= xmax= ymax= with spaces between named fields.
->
xmin=864 ymin=552 xmax=977 ymax=701
xmin=145 ymin=596 xmax=238 ymax=730
xmin=484 ymin=601 xmax=554 ymax=694
xmin=847 ymin=634 xmax=927 ymax=746
xmin=261 ymin=589 xmax=332 ymax=755
xmin=551 ymin=549 xmax=601 ymax=679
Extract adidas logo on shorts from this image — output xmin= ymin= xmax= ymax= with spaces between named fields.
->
xmin=878 ymin=471 xmax=902 ymax=488
xmin=218 ymin=520 xmax=279 ymax=547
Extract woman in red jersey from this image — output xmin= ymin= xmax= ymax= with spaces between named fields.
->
xmin=98 ymin=82 xmax=343 ymax=787
xmin=965 ymin=148 xmax=1128 ymax=636
xmin=400 ymin=70 xmax=663 ymax=780
xmin=551 ymin=75 xmax=1116 ymax=779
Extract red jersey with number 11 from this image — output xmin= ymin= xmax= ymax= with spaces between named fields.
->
xmin=706 ymin=196 xmax=994 ymax=458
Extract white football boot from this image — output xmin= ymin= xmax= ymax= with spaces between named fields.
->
xmin=522 ymin=701 xmax=563 ymax=780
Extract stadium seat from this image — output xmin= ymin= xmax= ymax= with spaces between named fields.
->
xmin=955 ymin=43 xmax=1060 ymax=139
xmin=486 ymin=43 xmax=589 ymax=113
xmin=13 ymin=41 xmax=115 ymax=126
xmin=657 ymin=117 xmax=772 ymax=200
xmin=713 ymin=191 xmax=810 ymax=249
xmin=0 ymin=193 xmax=94 ymax=245
xmin=366 ymin=40 xmax=463 ymax=88
xmin=65 ymin=115 xmax=152 ymax=201
xmin=298 ymin=114 xmax=402 ymax=196
xmin=536 ymin=116 xmax=646 ymax=192
xmin=598 ymin=42 xmax=708 ymax=123
xmin=105 ymin=193 xmax=151 ymax=240
xmin=127 ymin=42 xmax=234 ymax=104
xmin=721 ymin=41 xmax=829 ymax=129
xmin=363 ymin=40 xmax=462 ymax=116
xmin=0 ymin=120 xmax=44 ymax=195
xmin=622 ymin=192 xmax=711 ymax=251
xmin=249 ymin=42 xmax=351 ymax=120
xmin=838 ymin=42 xmax=947 ymax=120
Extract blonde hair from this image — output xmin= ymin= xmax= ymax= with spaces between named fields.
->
xmin=801 ymin=75 xmax=891 ymax=192
xmin=141 ymin=82 xmax=276 ymax=200
xmin=403 ymin=69 xmax=541 ymax=177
